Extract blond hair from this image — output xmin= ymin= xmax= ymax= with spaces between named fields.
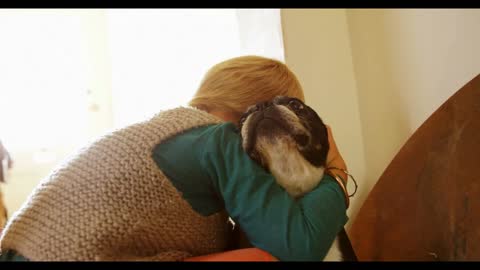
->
xmin=189 ymin=55 xmax=304 ymax=118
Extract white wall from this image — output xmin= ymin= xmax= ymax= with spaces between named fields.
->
xmin=346 ymin=9 xmax=480 ymax=209
xmin=281 ymin=9 xmax=367 ymax=225
xmin=281 ymin=8 xmax=480 ymax=227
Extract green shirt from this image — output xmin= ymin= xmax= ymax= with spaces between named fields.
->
xmin=152 ymin=122 xmax=348 ymax=261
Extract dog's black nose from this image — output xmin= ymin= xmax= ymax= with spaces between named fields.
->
xmin=262 ymin=104 xmax=278 ymax=119
xmin=246 ymin=101 xmax=272 ymax=115
xmin=256 ymin=101 xmax=273 ymax=111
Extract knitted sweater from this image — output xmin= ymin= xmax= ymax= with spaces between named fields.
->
xmin=0 ymin=107 xmax=231 ymax=261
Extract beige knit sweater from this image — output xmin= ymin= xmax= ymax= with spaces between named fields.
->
xmin=0 ymin=107 xmax=231 ymax=261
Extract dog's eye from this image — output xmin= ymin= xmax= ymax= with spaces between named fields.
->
xmin=288 ymin=100 xmax=304 ymax=112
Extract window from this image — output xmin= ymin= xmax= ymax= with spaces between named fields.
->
xmin=1 ymin=9 xmax=285 ymax=151
xmin=0 ymin=9 xmax=284 ymax=214
xmin=106 ymin=9 xmax=243 ymax=128
xmin=105 ymin=9 xmax=285 ymax=129
xmin=0 ymin=11 xmax=89 ymax=151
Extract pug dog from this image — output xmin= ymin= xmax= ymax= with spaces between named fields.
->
xmin=237 ymin=96 xmax=357 ymax=261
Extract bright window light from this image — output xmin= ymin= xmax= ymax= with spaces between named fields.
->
xmin=0 ymin=11 xmax=89 ymax=151
xmin=105 ymin=9 xmax=243 ymax=128
xmin=0 ymin=9 xmax=285 ymax=150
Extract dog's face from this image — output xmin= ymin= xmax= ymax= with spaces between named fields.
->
xmin=238 ymin=96 xmax=330 ymax=198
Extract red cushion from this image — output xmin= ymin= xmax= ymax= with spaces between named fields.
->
xmin=184 ymin=248 xmax=278 ymax=262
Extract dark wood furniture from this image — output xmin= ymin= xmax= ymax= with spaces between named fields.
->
xmin=349 ymin=74 xmax=480 ymax=261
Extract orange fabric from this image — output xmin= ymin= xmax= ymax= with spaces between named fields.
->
xmin=184 ymin=248 xmax=278 ymax=262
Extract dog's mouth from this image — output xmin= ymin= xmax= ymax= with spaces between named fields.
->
xmin=244 ymin=115 xmax=282 ymax=153
xmin=240 ymin=107 xmax=310 ymax=156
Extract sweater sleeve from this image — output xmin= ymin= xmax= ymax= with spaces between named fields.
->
xmin=153 ymin=122 xmax=348 ymax=261
xmin=201 ymin=123 xmax=348 ymax=261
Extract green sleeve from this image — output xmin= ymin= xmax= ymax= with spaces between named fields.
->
xmin=153 ymin=122 xmax=348 ymax=261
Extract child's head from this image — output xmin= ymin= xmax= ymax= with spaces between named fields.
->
xmin=189 ymin=55 xmax=304 ymax=122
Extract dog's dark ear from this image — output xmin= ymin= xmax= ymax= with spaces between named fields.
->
xmin=296 ymin=105 xmax=330 ymax=168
